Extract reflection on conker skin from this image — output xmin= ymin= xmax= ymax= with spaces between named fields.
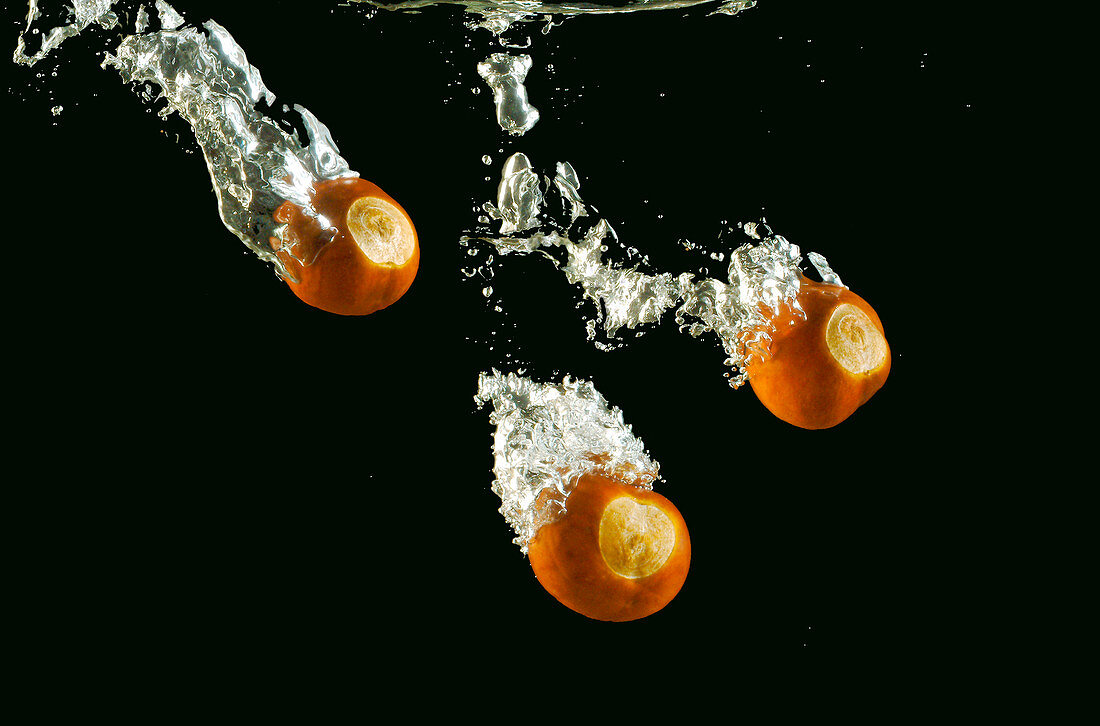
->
xmin=272 ymin=177 xmax=419 ymax=316
xmin=749 ymin=276 xmax=890 ymax=429
xmin=528 ymin=473 xmax=690 ymax=622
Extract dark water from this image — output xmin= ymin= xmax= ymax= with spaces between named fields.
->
xmin=5 ymin=0 xmax=996 ymax=674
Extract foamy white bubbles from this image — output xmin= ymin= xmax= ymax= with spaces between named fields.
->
xmin=13 ymin=2 xmax=360 ymax=281
xmin=475 ymin=370 xmax=659 ymax=552
xmin=466 ymin=153 xmax=837 ymax=386
xmin=101 ymin=3 xmax=358 ymax=280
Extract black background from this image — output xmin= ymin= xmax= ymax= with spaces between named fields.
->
xmin=6 ymin=0 xmax=997 ymax=681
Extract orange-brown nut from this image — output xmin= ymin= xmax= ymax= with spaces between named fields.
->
xmin=528 ymin=473 xmax=690 ymax=622
xmin=272 ymin=177 xmax=419 ymax=316
xmin=748 ymin=276 xmax=890 ymax=429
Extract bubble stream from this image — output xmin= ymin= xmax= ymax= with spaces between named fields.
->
xmin=467 ymin=153 xmax=845 ymax=387
xmin=474 ymin=370 xmax=660 ymax=552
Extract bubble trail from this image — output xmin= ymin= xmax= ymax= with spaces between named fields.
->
xmin=467 ymin=153 xmax=843 ymax=387
xmin=14 ymin=1 xmax=360 ymax=282
xmin=474 ymin=370 xmax=660 ymax=552
xmin=103 ymin=3 xmax=359 ymax=280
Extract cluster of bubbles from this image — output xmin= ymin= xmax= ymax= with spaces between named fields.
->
xmin=14 ymin=0 xmax=357 ymax=281
xmin=465 ymin=152 xmax=843 ymax=388
xmin=474 ymin=370 xmax=660 ymax=551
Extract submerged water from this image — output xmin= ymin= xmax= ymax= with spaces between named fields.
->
xmin=13 ymin=1 xmax=845 ymax=389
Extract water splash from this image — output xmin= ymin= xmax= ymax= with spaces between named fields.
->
xmin=356 ymin=0 xmax=757 ymax=35
xmin=102 ymin=6 xmax=358 ymax=279
xmin=152 ymin=0 xmax=183 ymax=29
xmin=486 ymin=152 xmax=544 ymax=234
xmin=134 ymin=3 xmax=149 ymax=32
xmin=807 ymin=251 xmax=845 ymax=288
xmin=12 ymin=0 xmax=120 ymax=67
xmin=477 ymin=53 xmax=540 ymax=135
xmin=13 ymin=2 xmax=362 ymax=281
xmin=474 ymin=370 xmax=660 ymax=552
xmin=467 ymin=153 xmax=834 ymax=386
